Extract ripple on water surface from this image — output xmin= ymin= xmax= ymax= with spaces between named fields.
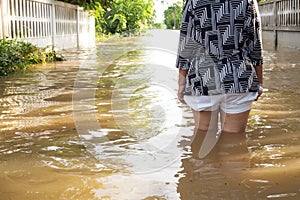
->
xmin=0 ymin=35 xmax=300 ymax=199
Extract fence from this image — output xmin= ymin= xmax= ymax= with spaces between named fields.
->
xmin=259 ymin=0 xmax=300 ymax=49
xmin=0 ymin=0 xmax=95 ymax=50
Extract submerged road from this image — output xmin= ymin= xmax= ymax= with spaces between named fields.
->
xmin=0 ymin=29 xmax=299 ymax=200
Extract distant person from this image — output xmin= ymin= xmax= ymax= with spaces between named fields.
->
xmin=176 ymin=0 xmax=263 ymax=158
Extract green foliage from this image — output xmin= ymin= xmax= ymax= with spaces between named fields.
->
xmin=163 ymin=2 xmax=183 ymax=30
xmin=57 ymin=0 xmax=116 ymax=10
xmin=0 ymin=39 xmax=64 ymax=77
xmin=91 ymin=0 xmax=155 ymax=35
xmin=57 ymin=0 xmax=98 ymax=9
xmin=58 ymin=0 xmax=156 ymax=35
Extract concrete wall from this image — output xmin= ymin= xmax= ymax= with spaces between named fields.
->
xmin=262 ymin=30 xmax=300 ymax=50
xmin=259 ymin=0 xmax=300 ymax=50
xmin=277 ymin=31 xmax=300 ymax=50
xmin=262 ymin=31 xmax=276 ymax=50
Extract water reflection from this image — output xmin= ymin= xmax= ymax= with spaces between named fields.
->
xmin=0 ymin=30 xmax=299 ymax=199
xmin=176 ymin=45 xmax=300 ymax=199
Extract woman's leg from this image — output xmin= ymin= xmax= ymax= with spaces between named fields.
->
xmin=192 ymin=109 xmax=219 ymax=131
xmin=220 ymin=110 xmax=251 ymax=134
xmin=190 ymin=109 xmax=219 ymax=158
xmin=217 ymin=110 xmax=252 ymax=168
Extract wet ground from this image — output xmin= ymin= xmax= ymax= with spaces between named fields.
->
xmin=0 ymin=30 xmax=299 ymax=199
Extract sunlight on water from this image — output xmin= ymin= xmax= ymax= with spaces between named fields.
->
xmin=0 ymin=30 xmax=299 ymax=199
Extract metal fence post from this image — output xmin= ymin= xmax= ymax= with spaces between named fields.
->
xmin=273 ymin=0 xmax=278 ymax=50
xmin=51 ymin=1 xmax=56 ymax=49
xmin=76 ymin=6 xmax=80 ymax=49
xmin=1 ymin=0 xmax=8 ymax=39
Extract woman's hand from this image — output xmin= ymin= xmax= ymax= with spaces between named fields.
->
xmin=254 ymin=65 xmax=263 ymax=101
xmin=178 ymin=69 xmax=188 ymax=104
xmin=255 ymin=85 xmax=263 ymax=101
xmin=178 ymin=84 xmax=186 ymax=104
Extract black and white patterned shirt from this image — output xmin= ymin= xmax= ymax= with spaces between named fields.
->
xmin=176 ymin=0 xmax=263 ymax=95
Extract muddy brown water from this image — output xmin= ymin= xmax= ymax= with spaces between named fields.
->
xmin=0 ymin=30 xmax=299 ymax=199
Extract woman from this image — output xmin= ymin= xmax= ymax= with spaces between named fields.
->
xmin=176 ymin=0 xmax=263 ymax=158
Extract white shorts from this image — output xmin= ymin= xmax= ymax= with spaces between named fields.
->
xmin=183 ymin=92 xmax=258 ymax=114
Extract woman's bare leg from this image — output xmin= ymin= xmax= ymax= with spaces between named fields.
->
xmin=192 ymin=109 xmax=219 ymax=131
xmin=218 ymin=110 xmax=251 ymax=168
xmin=190 ymin=109 xmax=219 ymax=158
xmin=220 ymin=110 xmax=251 ymax=134
xmin=190 ymin=109 xmax=251 ymax=159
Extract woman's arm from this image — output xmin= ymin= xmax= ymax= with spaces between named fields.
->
xmin=178 ymin=69 xmax=187 ymax=103
xmin=255 ymin=64 xmax=263 ymax=100
xmin=246 ymin=0 xmax=264 ymax=100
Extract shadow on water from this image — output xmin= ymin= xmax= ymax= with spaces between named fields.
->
xmin=0 ymin=30 xmax=299 ymax=199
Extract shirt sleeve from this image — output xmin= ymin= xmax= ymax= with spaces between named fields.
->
xmin=245 ymin=0 xmax=263 ymax=67
xmin=175 ymin=0 xmax=194 ymax=70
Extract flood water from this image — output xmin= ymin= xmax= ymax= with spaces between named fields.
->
xmin=0 ymin=30 xmax=299 ymax=200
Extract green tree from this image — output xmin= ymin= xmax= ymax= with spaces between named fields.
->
xmin=95 ymin=0 xmax=155 ymax=34
xmin=57 ymin=0 xmax=112 ymax=10
xmin=57 ymin=0 xmax=96 ymax=9
xmin=163 ymin=2 xmax=183 ymax=30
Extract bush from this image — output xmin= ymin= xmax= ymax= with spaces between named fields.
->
xmin=0 ymin=39 xmax=64 ymax=76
